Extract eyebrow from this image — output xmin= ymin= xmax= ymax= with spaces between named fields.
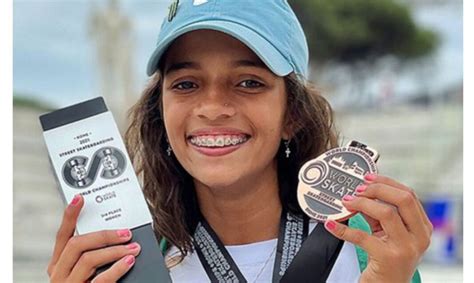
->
xmin=164 ymin=59 xmax=268 ymax=76
xmin=231 ymin=59 xmax=267 ymax=70
xmin=164 ymin=61 xmax=201 ymax=76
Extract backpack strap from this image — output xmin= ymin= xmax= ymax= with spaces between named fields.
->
xmin=349 ymin=213 xmax=422 ymax=283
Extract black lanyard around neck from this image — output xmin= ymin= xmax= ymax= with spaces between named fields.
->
xmin=192 ymin=210 xmax=345 ymax=283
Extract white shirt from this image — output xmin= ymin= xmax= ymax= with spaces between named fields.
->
xmin=166 ymin=222 xmax=361 ymax=283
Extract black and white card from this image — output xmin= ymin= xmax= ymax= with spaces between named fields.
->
xmin=40 ymin=97 xmax=171 ymax=283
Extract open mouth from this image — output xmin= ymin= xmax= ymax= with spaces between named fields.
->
xmin=186 ymin=133 xmax=251 ymax=156
xmin=187 ymin=134 xmax=250 ymax=148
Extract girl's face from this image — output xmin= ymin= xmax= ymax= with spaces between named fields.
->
xmin=162 ymin=30 xmax=289 ymax=189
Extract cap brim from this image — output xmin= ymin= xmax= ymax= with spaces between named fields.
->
xmin=146 ymin=20 xmax=293 ymax=77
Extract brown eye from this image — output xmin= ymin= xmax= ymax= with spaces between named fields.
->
xmin=174 ymin=81 xmax=197 ymax=90
xmin=238 ymin=80 xmax=264 ymax=88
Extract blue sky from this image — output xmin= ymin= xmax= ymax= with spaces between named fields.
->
xmin=14 ymin=0 xmax=169 ymax=107
xmin=13 ymin=0 xmax=463 ymax=108
xmin=414 ymin=3 xmax=463 ymax=93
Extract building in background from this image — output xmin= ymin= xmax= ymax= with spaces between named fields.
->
xmin=13 ymin=99 xmax=62 ymax=282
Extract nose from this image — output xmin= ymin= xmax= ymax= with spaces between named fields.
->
xmin=194 ymin=86 xmax=236 ymax=121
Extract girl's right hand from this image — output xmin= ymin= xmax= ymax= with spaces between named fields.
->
xmin=47 ymin=194 xmax=141 ymax=283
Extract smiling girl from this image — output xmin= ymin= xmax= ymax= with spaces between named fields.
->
xmin=47 ymin=1 xmax=431 ymax=282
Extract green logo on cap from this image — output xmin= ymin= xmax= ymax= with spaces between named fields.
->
xmin=168 ymin=0 xmax=179 ymax=22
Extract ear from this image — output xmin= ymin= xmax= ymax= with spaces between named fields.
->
xmin=281 ymin=119 xmax=293 ymax=140
xmin=282 ymin=118 xmax=303 ymax=140
xmin=281 ymin=102 xmax=303 ymax=140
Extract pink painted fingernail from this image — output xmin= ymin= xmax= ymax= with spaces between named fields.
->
xmin=325 ymin=220 xmax=337 ymax=231
xmin=124 ymin=255 xmax=135 ymax=266
xmin=127 ymin=243 xmax=140 ymax=250
xmin=70 ymin=195 xmax=80 ymax=206
xmin=343 ymin=195 xmax=355 ymax=201
xmin=117 ymin=229 xmax=131 ymax=238
xmin=364 ymin=173 xmax=377 ymax=181
xmin=355 ymin=185 xmax=367 ymax=194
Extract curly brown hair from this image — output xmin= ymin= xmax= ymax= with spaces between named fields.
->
xmin=124 ymin=71 xmax=339 ymax=260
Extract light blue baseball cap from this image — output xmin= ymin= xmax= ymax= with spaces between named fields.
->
xmin=146 ymin=0 xmax=309 ymax=78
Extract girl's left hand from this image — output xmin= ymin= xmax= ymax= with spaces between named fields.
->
xmin=324 ymin=174 xmax=433 ymax=283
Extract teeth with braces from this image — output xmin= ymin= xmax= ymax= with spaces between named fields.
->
xmin=189 ymin=135 xmax=248 ymax=148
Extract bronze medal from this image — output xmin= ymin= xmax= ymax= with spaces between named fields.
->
xmin=297 ymin=141 xmax=379 ymax=222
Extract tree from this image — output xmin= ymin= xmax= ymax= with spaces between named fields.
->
xmin=289 ymin=0 xmax=439 ymax=108
xmin=289 ymin=0 xmax=438 ymax=64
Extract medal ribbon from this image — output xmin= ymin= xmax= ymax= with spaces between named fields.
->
xmin=193 ymin=210 xmax=345 ymax=283
xmin=279 ymin=222 xmax=345 ymax=283
xmin=193 ymin=210 xmax=306 ymax=283
xmin=271 ymin=211 xmax=308 ymax=282
xmin=194 ymin=220 xmax=246 ymax=282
